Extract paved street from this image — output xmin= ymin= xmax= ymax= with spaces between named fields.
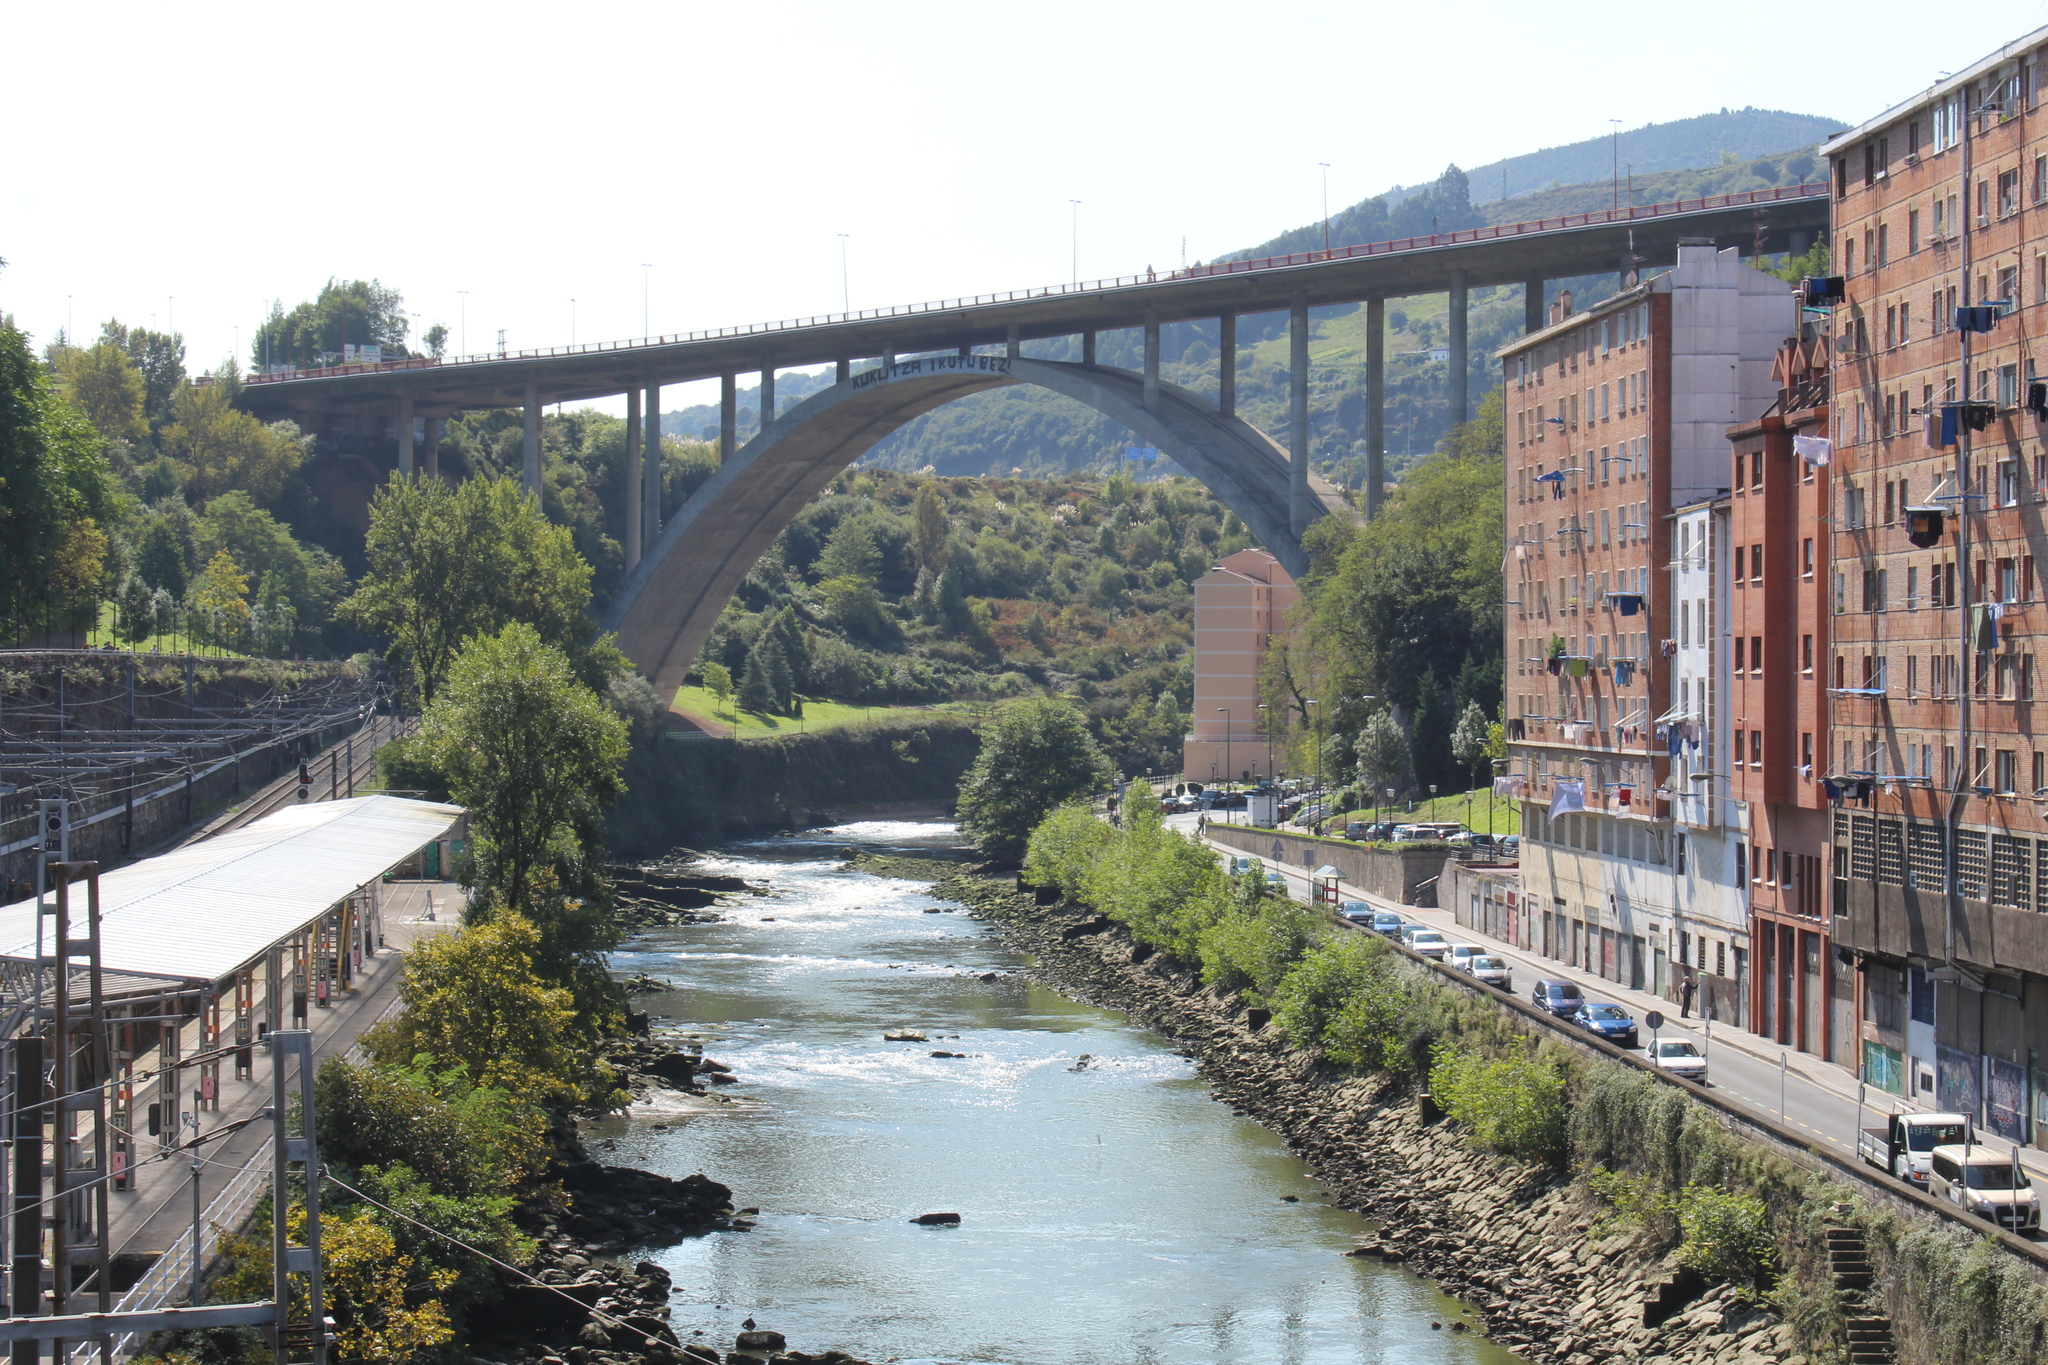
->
xmin=1166 ymin=813 xmax=2048 ymax=1198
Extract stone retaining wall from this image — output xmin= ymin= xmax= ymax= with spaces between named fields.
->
xmin=1204 ymin=823 xmax=1455 ymax=905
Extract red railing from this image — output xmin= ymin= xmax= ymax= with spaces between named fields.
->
xmin=243 ymin=182 xmax=1827 ymax=387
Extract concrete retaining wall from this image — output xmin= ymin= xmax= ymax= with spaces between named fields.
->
xmin=1205 ymin=823 xmax=1450 ymax=905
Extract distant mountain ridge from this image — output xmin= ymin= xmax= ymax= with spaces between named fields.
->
xmin=1227 ymin=108 xmax=1844 ymax=263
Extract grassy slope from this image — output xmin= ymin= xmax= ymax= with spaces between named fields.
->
xmin=667 ymin=684 xmax=998 ymax=739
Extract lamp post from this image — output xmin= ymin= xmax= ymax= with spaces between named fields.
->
xmin=837 ymin=234 xmax=850 ymax=312
xmin=1430 ymin=783 xmax=1438 ymax=821
xmin=1318 ymin=162 xmax=1332 ymax=253
xmin=1069 ymin=200 xmax=1081 ymax=284
xmin=1257 ymin=703 xmax=1270 ymax=784
xmin=1306 ymin=699 xmax=1321 ymax=833
xmin=641 ymin=263 xmax=653 ymax=337
xmin=1218 ymin=708 xmax=1231 ymax=822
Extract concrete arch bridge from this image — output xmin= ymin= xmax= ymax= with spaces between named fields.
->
xmin=601 ymin=352 xmax=1346 ymax=699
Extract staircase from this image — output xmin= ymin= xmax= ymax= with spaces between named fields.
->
xmin=1825 ymin=1227 xmax=1895 ymax=1364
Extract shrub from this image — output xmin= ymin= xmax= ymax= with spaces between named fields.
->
xmin=1675 ymin=1186 xmax=1776 ymax=1291
xmin=1429 ymin=1041 xmax=1564 ymax=1159
xmin=1022 ymin=803 xmax=1110 ymax=901
xmin=1196 ymin=885 xmax=1326 ymax=1003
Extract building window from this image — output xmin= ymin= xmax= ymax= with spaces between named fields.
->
xmin=1997 ymin=748 xmax=2019 ymax=793
xmin=1802 ymin=538 xmax=1815 ymax=577
xmin=2001 ymin=168 xmax=2022 ymax=218
xmin=2000 ymin=366 xmax=2021 ymax=411
xmin=1909 ymin=208 xmax=1921 ymax=253
xmin=1751 ymin=544 xmax=1763 ymax=583
xmin=1802 ymin=634 xmax=1814 ymax=673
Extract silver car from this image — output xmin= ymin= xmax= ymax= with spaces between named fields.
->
xmin=1408 ymin=929 xmax=1450 ymax=960
xmin=1446 ymin=944 xmax=1484 ymax=972
xmin=1649 ymin=1038 xmax=1707 ymax=1083
xmin=1466 ymin=954 xmax=1512 ymax=990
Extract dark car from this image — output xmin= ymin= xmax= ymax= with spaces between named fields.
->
xmin=1366 ymin=821 xmax=1399 ymax=841
xmin=1339 ymin=900 xmax=1373 ymax=923
xmin=1370 ymin=911 xmax=1405 ymax=938
xmin=1345 ymin=821 xmax=1369 ymax=840
xmin=1573 ymin=1001 xmax=1639 ymax=1048
xmin=1530 ymin=979 xmax=1584 ymax=1018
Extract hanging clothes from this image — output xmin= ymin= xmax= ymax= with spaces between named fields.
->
xmin=1612 ymin=659 xmax=1636 ymax=686
xmin=1667 ymin=728 xmax=1684 ymax=758
xmin=1925 ymin=412 xmax=1946 ymax=448
xmin=1793 ymin=434 xmax=1832 ymax=467
xmin=1547 ymin=656 xmax=1563 ymax=676
xmin=1822 ymin=777 xmax=1842 ymax=802
xmin=1505 ymin=718 xmax=1527 ymax=740
xmin=1549 ymin=780 xmax=1586 ymax=818
xmin=1940 ymin=405 xmax=1960 ymax=447
xmin=1567 ymin=657 xmax=1589 ymax=678
xmin=1972 ymin=603 xmax=1997 ymax=651
xmin=1613 ymin=593 xmax=1643 ymax=616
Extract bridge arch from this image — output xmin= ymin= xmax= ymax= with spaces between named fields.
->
xmin=603 ymin=355 xmax=1331 ymax=698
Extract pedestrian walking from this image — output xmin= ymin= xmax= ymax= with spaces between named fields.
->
xmin=1196 ymin=813 xmax=1208 ymax=836
xmin=1679 ymin=966 xmax=1696 ymax=1019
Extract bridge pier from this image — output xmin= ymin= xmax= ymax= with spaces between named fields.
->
xmin=1365 ymin=297 xmax=1384 ymax=519
xmin=1289 ymin=294 xmax=1309 ymax=536
xmin=1448 ymin=269 xmax=1469 ymax=425
xmin=1006 ymin=325 xmax=1020 ymax=360
xmin=958 ymin=344 xmax=971 ymax=360
xmin=720 ymin=375 xmax=737 ymax=462
xmin=760 ymin=365 xmax=776 ymax=430
xmin=1524 ymin=278 xmax=1546 ymax=334
xmin=644 ymin=383 xmax=662 ymax=549
xmin=625 ymin=388 xmax=643 ymax=570
xmin=1143 ymin=313 xmax=1160 ymax=412
xmin=1081 ymin=330 xmax=1096 ymax=365
xmin=396 ymin=397 xmax=414 ymax=476
xmin=522 ymin=381 xmax=540 ymax=494
xmin=1219 ymin=315 xmax=1235 ymax=417
xmin=424 ymin=416 xmax=442 ymax=479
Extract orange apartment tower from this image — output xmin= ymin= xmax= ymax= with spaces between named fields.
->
xmin=1820 ymin=27 xmax=2048 ymax=1143
xmin=1182 ymin=548 xmax=1297 ymax=784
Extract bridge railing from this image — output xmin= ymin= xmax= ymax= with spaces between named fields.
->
xmin=239 ymin=182 xmax=1827 ymax=387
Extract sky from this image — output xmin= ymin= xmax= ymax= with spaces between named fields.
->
xmin=5 ymin=1 xmax=2044 ymax=412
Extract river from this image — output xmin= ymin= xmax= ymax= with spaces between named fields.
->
xmin=594 ymin=822 xmax=1523 ymax=1365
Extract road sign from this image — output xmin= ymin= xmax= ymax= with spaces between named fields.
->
xmin=1644 ymin=1010 xmax=1664 ymax=1030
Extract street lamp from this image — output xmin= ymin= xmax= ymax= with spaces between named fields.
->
xmin=1318 ymin=162 xmax=1332 ymax=253
xmin=837 ymin=235 xmax=850 ymax=312
xmin=641 ymin=264 xmax=653 ymax=337
xmin=1217 ymin=708 xmax=1231 ymax=822
xmin=1069 ymin=200 xmax=1081 ymax=284
xmin=1306 ymin=699 xmax=1321 ymax=832
xmin=1257 ymin=703 xmax=1270 ymax=784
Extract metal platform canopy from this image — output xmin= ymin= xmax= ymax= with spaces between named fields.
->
xmin=0 ymin=795 xmax=463 ymax=987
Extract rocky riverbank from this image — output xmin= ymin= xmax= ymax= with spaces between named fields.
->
xmin=936 ymin=869 xmax=1809 ymax=1365
xmin=612 ymin=856 xmax=766 ymax=932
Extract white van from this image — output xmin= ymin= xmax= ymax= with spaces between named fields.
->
xmin=1926 ymin=1144 xmax=2041 ymax=1230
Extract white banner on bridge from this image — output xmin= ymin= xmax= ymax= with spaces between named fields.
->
xmin=848 ymin=353 xmax=1012 ymax=390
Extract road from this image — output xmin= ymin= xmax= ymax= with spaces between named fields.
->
xmin=1165 ymin=812 xmax=2046 ymax=1196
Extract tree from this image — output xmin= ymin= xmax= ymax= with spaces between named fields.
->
xmin=0 ymin=321 xmax=113 ymax=642
xmin=1354 ymin=711 xmax=1411 ymax=801
xmin=701 ymin=660 xmax=733 ymax=707
xmin=161 ymin=381 xmax=307 ymax=505
xmin=955 ymin=698 xmax=1115 ymax=860
xmin=96 ymin=320 xmax=186 ymax=428
xmin=736 ymin=648 xmax=774 ymax=713
xmin=362 ymin=912 xmax=588 ymax=1102
xmin=197 ymin=490 xmax=344 ymax=643
xmin=251 ymin=279 xmax=412 ymax=370
xmin=422 ymin=323 xmax=449 ymax=359
xmin=418 ymin=623 xmax=629 ymax=934
xmin=188 ymin=548 xmax=251 ymax=647
xmin=817 ymin=513 xmax=883 ymax=583
xmin=55 ymin=342 xmax=147 ymax=444
xmin=1450 ymin=701 xmax=1491 ymax=791
xmin=341 ymin=476 xmax=601 ymax=705
xmin=911 ymin=483 xmax=950 ymax=604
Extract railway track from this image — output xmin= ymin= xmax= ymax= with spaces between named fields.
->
xmin=181 ymin=712 xmax=415 ymax=846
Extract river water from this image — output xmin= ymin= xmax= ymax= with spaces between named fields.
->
xmin=594 ymin=822 xmax=1522 ymax=1365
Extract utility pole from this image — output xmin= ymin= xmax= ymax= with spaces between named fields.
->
xmin=1319 ymin=163 xmax=1332 ymax=252
xmin=1610 ymin=120 xmax=1622 ymax=212
xmin=1069 ymin=201 xmax=1081 ymax=284
xmin=641 ymin=264 xmax=653 ymax=337
xmin=837 ymin=235 xmax=850 ymax=312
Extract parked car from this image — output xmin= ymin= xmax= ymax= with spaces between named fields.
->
xmin=1399 ymin=924 xmax=1430 ymax=948
xmin=1572 ymin=1001 xmax=1639 ymax=1048
xmin=1927 ymin=1145 xmax=2042 ymax=1231
xmin=1344 ymin=821 xmax=1370 ymax=840
xmin=1648 ymin=1038 xmax=1707 ymax=1083
xmin=1264 ymin=872 xmax=1289 ymax=895
xmin=1370 ymin=911 xmax=1406 ymax=938
xmin=1408 ymin=929 xmax=1450 ymax=960
xmin=1228 ymin=856 xmax=1260 ymax=878
xmin=1446 ymin=944 xmax=1484 ymax=971
xmin=1338 ymin=900 xmax=1374 ymax=923
xmin=1530 ymin=979 xmax=1584 ymax=1018
xmin=1466 ymin=955 xmax=1513 ymax=990
xmin=1497 ymin=836 xmax=1521 ymax=857
xmin=1366 ymin=822 xmax=1400 ymax=841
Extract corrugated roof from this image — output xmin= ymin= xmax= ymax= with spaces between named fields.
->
xmin=0 ymin=796 xmax=464 ymax=983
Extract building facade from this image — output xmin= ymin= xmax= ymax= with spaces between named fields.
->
xmin=1182 ymin=548 xmax=1297 ymax=784
xmin=1501 ymin=243 xmax=1795 ymax=1003
xmin=1820 ymin=28 xmax=2048 ymax=1142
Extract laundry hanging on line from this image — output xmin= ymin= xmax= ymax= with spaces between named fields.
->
xmin=1793 ymin=434 xmax=1832 ymax=466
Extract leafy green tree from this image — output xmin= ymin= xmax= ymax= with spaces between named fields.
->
xmin=55 ymin=342 xmax=147 ymax=444
xmin=956 ymin=698 xmax=1115 ymax=860
xmin=737 ymin=648 xmax=774 ymax=712
xmin=1022 ymin=803 xmax=1113 ymax=901
xmin=755 ymin=633 xmax=794 ymax=715
xmin=96 ymin=320 xmax=186 ymax=429
xmin=817 ymin=513 xmax=882 ymax=583
xmin=418 ymin=623 xmax=629 ymax=957
xmin=1354 ymin=711 xmax=1412 ymax=801
xmin=251 ymin=278 xmax=413 ymax=369
xmin=162 ymin=381 xmax=308 ymax=506
xmin=0 ymin=321 xmax=114 ymax=641
xmin=1429 ymin=1042 xmax=1565 ymax=1158
xmin=1450 ymin=700 xmax=1491 ymax=795
xmin=1197 ymin=880 xmax=1326 ymax=1002
xmin=701 ymin=660 xmax=733 ymax=707
xmin=188 ymin=548 xmax=251 ymax=646
xmin=341 ymin=476 xmax=603 ymax=704
xmin=197 ymin=490 xmax=344 ymax=641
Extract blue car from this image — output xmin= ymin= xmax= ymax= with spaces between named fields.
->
xmin=1370 ymin=911 xmax=1405 ymax=938
xmin=1573 ymin=1001 xmax=1639 ymax=1048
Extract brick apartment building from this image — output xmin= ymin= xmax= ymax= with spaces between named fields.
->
xmin=1819 ymin=27 xmax=2048 ymax=1141
xmin=1182 ymin=547 xmax=1297 ymax=784
xmin=1501 ymin=244 xmax=1795 ymax=1016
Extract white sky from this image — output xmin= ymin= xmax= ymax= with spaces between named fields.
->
xmin=4 ymin=1 xmax=2042 ymax=413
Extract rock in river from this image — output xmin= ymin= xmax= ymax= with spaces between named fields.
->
xmin=911 ymin=1212 xmax=962 ymax=1226
xmin=883 ymin=1029 xmax=928 ymax=1042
